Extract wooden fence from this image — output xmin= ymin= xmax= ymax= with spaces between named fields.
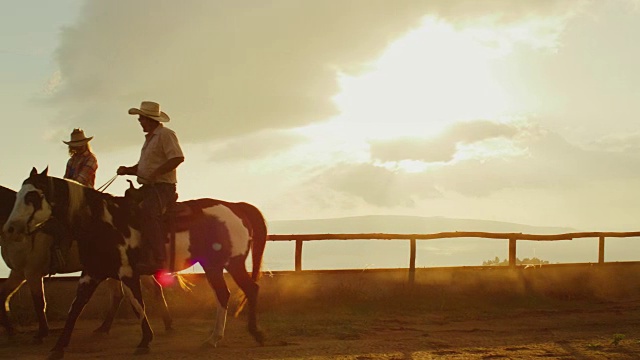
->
xmin=268 ymin=231 xmax=640 ymax=283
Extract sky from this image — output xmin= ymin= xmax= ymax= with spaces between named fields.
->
xmin=2 ymin=0 xmax=640 ymax=232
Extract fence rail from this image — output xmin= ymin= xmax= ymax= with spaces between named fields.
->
xmin=267 ymin=231 xmax=640 ymax=283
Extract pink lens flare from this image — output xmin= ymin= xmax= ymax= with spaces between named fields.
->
xmin=155 ymin=270 xmax=175 ymax=287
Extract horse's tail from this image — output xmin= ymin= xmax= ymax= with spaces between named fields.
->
xmin=237 ymin=202 xmax=267 ymax=282
xmin=152 ymin=272 xmax=194 ymax=292
xmin=174 ymin=273 xmax=195 ymax=292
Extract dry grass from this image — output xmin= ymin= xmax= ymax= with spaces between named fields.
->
xmin=3 ymin=264 xmax=640 ymax=359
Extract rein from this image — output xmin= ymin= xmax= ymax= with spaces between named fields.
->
xmin=97 ymin=174 xmax=119 ymax=192
xmin=25 ymin=218 xmax=48 ymax=236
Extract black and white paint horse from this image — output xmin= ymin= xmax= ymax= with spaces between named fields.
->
xmin=3 ymin=168 xmax=267 ymax=359
xmin=0 ymin=184 xmax=173 ymax=343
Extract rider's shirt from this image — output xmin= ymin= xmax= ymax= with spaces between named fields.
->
xmin=136 ymin=124 xmax=184 ymax=185
xmin=64 ymin=150 xmax=98 ymax=188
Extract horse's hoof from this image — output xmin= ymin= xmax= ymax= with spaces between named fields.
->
xmin=202 ymin=335 xmax=223 ymax=348
xmin=252 ymin=330 xmax=265 ymax=346
xmin=200 ymin=340 xmax=219 ymax=349
xmin=164 ymin=326 xmax=174 ymax=333
xmin=134 ymin=347 xmax=150 ymax=355
xmin=48 ymin=350 xmax=64 ymax=360
xmin=32 ymin=336 xmax=44 ymax=345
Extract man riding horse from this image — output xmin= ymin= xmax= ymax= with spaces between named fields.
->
xmin=117 ymin=101 xmax=184 ymax=276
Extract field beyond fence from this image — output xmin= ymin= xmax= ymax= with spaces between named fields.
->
xmin=3 ymin=262 xmax=640 ymax=325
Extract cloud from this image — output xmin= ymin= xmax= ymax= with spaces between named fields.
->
xmin=371 ymin=137 xmax=457 ymax=163
xmin=42 ymin=70 xmax=62 ymax=95
xmin=586 ymin=132 xmax=640 ymax=154
xmin=208 ymin=130 xmax=305 ymax=162
xmin=45 ymin=0 xmax=585 ymax=150
xmin=312 ymin=163 xmax=443 ymax=207
xmin=370 ymin=120 xmax=519 ymax=163
xmin=48 ymin=0 xmax=434 ymax=150
xmin=437 ymin=129 xmax=640 ymax=196
xmin=312 ymin=122 xmax=640 ymax=204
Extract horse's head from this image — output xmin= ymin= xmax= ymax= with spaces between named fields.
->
xmin=3 ymin=167 xmax=54 ymax=239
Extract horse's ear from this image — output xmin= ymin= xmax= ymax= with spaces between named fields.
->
xmin=127 ymin=179 xmax=136 ymax=190
xmin=30 ymin=167 xmax=38 ymax=177
xmin=40 ymin=167 xmax=49 ymax=176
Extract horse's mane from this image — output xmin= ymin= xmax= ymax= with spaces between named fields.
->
xmin=47 ymin=176 xmax=118 ymax=198
xmin=42 ymin=176 xmax=120 ymax=222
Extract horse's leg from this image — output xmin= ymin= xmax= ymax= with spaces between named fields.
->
xmin=226 ymin=256 xmax=264 ymax=345
xmin=24 ymin=272 xmax=49 ymax=342
xmin=202 ymin=265 xmax=229 ymax=347
xmin=0 ymin=270 xmax=25 ymax=337
xmin=120 ymin=276 xmax=153 ymax=353
xmin=49 ymin=274 xmax=103 ymax=360
xmin=93 ymin=278 xmax=124 ymax=334
xmin=148 ymin=274 xmax=173 ymax=331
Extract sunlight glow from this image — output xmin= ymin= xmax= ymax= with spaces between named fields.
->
xmin=453 ymin=137 xmax=527 ymax=162
xmin=292 ymin=16 xmax=549 ymax=174
xmin=332 ymin=17 xmax=511 ymax=141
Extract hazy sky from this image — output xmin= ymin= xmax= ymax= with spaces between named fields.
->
xmin=2 ymin=0 xmax=640 ymax=231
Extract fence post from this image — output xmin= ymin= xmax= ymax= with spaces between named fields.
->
xmin=295 ymin=239 xmax=303 ymax=272
xmin=598 ymin=236 xmax=605 ymax=264
xmin=508 ymin=238 xmax=517 ymax=267
xmin=409 ymin=239 xmax=416 ymax=285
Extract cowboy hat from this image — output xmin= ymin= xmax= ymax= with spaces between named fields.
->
xmin=63 ymin=128 xmax=93 ymax=146
xmin=128 ymin=101 xmax=170 ymax=122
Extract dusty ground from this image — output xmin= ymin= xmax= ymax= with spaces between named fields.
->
xmin=4 ymin=265 xmax=640 ymax=359
xmin=2 ymin=293 xmax=640 ymax=360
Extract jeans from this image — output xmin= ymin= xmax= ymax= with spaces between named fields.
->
xmin=140 ymin=183 xmax=177 ymax=262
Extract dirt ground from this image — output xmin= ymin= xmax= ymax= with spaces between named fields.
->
xmin=3 ymin=266 xmax=640 ymax=359
xmin=2 ymin=294 xmax=640 ymax=359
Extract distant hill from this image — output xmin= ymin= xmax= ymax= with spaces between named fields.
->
xmin=268 ymin=215 xmax=577 ymax=235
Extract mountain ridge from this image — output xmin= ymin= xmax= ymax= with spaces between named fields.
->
xmin=268 ymin=214 xmax=576 ymax=235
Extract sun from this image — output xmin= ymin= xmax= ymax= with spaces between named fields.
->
xmin=293 ymin=16 xmax=519 ymax=172
xmin=332 ymin=17 xmax=510 ymax=141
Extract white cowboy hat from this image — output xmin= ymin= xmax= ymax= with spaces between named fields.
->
xmin=63 ymin=128 xmax=93 ymax=146
xmin=128 ymin=101 xmax=170 ymax=122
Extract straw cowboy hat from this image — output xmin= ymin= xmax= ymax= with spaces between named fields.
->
xmin=63 ymin=128 xmax=93 ymax=146
xmin=128 ymin=101 xmax=170 ymax=122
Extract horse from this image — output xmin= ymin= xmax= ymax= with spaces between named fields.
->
xmin=3 ymin=168 xmax=267 ymax=359
xmin=0 ymin=184 xmax=173 ymax=343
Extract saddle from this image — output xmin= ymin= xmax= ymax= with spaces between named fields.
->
xmin=162 ymin=202 xmax=190 ymax=273
xmin=162 ymin=198 xmax=221 ymax=230
xmin=164 ymin=202 xmax=193 ymax=227
xmin=159 ymin=198 xmax=222 ymax=273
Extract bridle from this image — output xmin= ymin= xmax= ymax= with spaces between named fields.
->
xmin=23 ymin=176 xmax=56 ymax=236
xmin=25 ymin=208 xmax=48 ymax=236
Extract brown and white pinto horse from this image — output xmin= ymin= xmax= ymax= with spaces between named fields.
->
xmin=0 ymin=184 xmax=172 ymax=342
xmin=3 ymin=168 xmax=267 ymax=359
